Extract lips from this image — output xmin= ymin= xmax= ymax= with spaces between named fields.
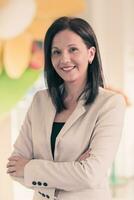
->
xmin=61 ymin=65 xmax=76 ymax=71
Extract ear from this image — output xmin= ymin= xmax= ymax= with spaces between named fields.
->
xmin=88 ymin=46 xmax=96 ymax=64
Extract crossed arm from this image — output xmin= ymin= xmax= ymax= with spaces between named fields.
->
xmin=6 ymin=149 xmax=91 ymax=177
xmin=6 ymin=93 xmax=126 ymax=191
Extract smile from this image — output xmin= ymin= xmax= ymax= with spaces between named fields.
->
xmin=61 ymin=66 xmax=76 ymax=71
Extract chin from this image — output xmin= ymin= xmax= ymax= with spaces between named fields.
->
xmin=64 ymin=78 xmax=78 ymax=84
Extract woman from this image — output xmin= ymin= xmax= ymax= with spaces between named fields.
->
xmin=7 ymin=16 xmax=126 ymax=200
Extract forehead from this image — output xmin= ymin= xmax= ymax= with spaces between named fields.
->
xmin=52 ymin=29 xmax=85 ymax=47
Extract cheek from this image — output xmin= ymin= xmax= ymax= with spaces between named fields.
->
xmin=51 ymin=58 xmax=58 ymax=69
xmin=77 ymin=51 xmax=89 ymax=61
xmin=76 ymin=55 xmax=89 ymax=67
xmin=51 ymin=59 xmax=62 ymax=75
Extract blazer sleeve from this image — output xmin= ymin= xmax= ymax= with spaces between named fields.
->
xmin=9 ymin=94 xmax=35 ymax=188
xmin=24 ymin=93 xmax=126 ymax=191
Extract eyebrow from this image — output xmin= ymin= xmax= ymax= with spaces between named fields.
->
xmin=51 ymin=46 xmax=59 ymax=49
xmin=52 ymin=44 xmax=77 ymax=49
xmin=68 ymin=44 xmax=77 ymax=47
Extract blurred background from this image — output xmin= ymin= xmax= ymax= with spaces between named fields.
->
xmin=0 ymin=0 xmax=134 ymax=200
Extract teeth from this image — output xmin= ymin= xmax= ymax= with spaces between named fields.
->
xmin=62 ymin=66 xmax=75 ymax=71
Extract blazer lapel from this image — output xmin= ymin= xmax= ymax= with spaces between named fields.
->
xmin=56 ymin=99 xmax=86 ymax=144
xmin=43 ymin=95 xmax=56 ymax=160
xmin=43 ymin=92 xmax=86 ymax=160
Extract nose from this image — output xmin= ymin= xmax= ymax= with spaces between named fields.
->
xmin=60 ymin=51 xmax=70 ymax=64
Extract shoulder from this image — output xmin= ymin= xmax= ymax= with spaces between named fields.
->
xmin=30 ymin=89 xmax=53 ymax=109
xmin=32 ymin=89 xmax=50 ymax=102
xmin=96 ymin=87 xmax=126 ymax=111
xmin=98 ymin=87 xmax=126 ymax=104
xmin=85 ymin=87 xmax=126 ymax=115
xmin=27 ymin=89 xmax=55 ymax=118
xmin=85 ymin=87 xmax=127 ymax=125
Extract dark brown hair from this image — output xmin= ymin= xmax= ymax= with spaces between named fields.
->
xmin=44 ymin=16 xmax=105 ymax=112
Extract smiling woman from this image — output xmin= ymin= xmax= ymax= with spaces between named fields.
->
xmin=51 ymin=29 xmax=95 ymax=86
xmin=7 ymin=16 xmax=126 ymax=200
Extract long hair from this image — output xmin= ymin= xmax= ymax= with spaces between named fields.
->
xmin=44 ymin=16 xmax=105 ymax=112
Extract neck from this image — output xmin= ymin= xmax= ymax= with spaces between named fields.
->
xmin=64 ymin=80 xmax=86 ymax=101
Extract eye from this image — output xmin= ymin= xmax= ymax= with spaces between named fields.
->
xmin=51 ymin=49 xmax=61 ymax=56
xmin=69 ymin=47 xmax=78 ymax=53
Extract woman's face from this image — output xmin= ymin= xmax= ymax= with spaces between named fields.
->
xmin=51 ymin=29 xmax=95 ymax=84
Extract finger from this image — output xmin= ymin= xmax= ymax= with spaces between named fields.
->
xmin=8 ymin=156 xmax=20 ymax=161
xmin=78 ymin=155 xmax=86 ymax=161
xmin=78 ymin=152 xmax=90 ymax=161
xmin=80 ymin=151 xmax=90 ymax=158
xmin=7 ymin=166 xmax=16 ymax=173
xmin=6 ymin=161 xmax=16 ymax=168
xmin=88 ymin=148 xmax=92 ymax=153
xmin=79 ymin=155 xmax=88 ymax=161
xmin=78 ymin=148 xmax=92 ymax=161
xmin=82 ymin=150 xmax=91 ymax=158
xmin=10 ymin=172 xmax=17 ymax=177
xmin=85 ymin=148 xmax=91 ymax=154
xmin=79 ymin=156 xmax=89 ymax=161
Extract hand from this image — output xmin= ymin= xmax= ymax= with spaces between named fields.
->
xmin=6 ymin=156 xmax=30 ymax=177
xmin=78 ymin=148 xmax=91 ymax=162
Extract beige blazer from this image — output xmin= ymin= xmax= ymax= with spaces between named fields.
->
xmin=11 ymin=87 xmax=126 ymax=200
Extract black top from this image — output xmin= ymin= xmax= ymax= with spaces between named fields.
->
xmin=51 ymin=122 xmax=65 ymax=159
